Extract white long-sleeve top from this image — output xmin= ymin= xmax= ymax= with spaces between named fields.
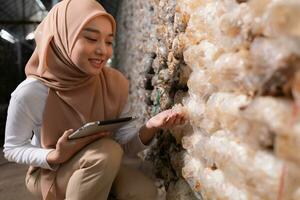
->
xmin=3 ymin=77 xmax=149 ymax=170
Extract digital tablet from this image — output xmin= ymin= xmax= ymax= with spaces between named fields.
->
xmin=68 ymin=117 xmax=138 ymax=139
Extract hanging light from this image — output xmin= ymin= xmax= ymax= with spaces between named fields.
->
xmin=0 ymin=29 xmax=18 ymax=43
xmin=25 ymin=32 xmax=35 ymax=40
xmin=35 ymin=0 xmax=46 ymax=11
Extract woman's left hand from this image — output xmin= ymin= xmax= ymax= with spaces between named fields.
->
xmin=146 ymin=109 xmax=186 ymax=130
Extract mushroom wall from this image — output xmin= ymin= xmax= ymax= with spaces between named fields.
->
xmin=114 ymin=0 xmax=300 ymax=199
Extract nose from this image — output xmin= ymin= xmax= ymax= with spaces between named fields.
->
xmin=95 ymin=40 xmax=107 ymax=55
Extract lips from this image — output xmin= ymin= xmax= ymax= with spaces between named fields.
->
xmin=89 ymin=58 xmax=104 ymax=68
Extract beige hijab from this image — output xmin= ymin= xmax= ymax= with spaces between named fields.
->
xmin=25 ymin=0 xmax=128 ymax=199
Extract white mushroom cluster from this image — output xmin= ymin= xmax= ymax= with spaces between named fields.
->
xmin=115 ymin=0 xmax=300 ymax=199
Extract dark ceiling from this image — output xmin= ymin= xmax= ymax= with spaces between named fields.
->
xmin=0 ymin=0 xmax=121 ymax=44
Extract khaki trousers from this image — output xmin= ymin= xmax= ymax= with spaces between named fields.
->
xmin=25 ymin=138 xmax=157 ymax=200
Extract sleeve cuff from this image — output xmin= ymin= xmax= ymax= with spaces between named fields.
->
xmin=137 ymin=131 xmax=157 ymax=149
xmin=43 ymin=149 xmax=60 ymax=171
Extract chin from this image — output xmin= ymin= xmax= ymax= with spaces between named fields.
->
xmin=89 ymin=68 xmax=103 ymax=76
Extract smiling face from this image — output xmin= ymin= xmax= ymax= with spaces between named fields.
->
xmin=71 ymin=16 xmax=114 ymax=76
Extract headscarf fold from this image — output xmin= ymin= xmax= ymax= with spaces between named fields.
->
xmin=25 ymin=0 xmax=128 ymax=199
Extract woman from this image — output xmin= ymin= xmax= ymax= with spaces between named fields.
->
xmin=3 ymin=0 xmax=185 ymax=200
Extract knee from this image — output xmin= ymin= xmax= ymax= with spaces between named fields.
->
xmin=101 ymin=138 xmax=124 ymax=170
xmin=81 ymin=138 xmax=124 ymax=172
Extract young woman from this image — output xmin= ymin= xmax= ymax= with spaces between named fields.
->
xmin=3 ymin=0 xmax=185 ymax=200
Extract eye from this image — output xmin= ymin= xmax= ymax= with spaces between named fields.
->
xmin=84 ymin=36 xmax=97 ymax=42
xmin=106 ymin=41 xmax=113 ymax=45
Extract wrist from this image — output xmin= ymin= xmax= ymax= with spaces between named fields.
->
xmin=139 ymin=124 xmax=157 ymax=145
xmin=145 ymin=121 xmax=160 ymax=131
xmin=46 ymin=149 xmax=63 ymax=165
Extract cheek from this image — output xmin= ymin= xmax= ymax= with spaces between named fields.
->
xmin=107 ymin=47 xmax=113 ymax=58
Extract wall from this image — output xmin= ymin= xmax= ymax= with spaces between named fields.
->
xmin=115 ymin=0 xmax=300 ymax=199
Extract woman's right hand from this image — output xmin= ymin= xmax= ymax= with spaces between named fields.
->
xmin=47 ymin=129 xmax=110 ymax=165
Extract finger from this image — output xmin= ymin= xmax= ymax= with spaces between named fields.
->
xmin=174 ymin=116 xmax=182 ymax=125
xmin=163 ymin=116 xmax=169 ymax=123
xmin=62 ymin=129 xmax=74 ymax=140
xmin=165 ymin=111 xmax=177 ymax=123
xmin=178 ymin=115 xmax=186 ymax=124
xmin=58 ymin=129 xmax=75 ymax=146
xmin=169 ymin=112 xmax=179 ymax=121
xmin=172 ymin=114 xmax=182 ymax=126
xmin=164 ymin=115 xmax=174 ymax=124
xmin=165 ymin=116 xmax=177 ymax=127
xmin=179 ymin=116 xmax=186 ymax=124
xmin=172 ymin=113 xmax=184 ymax=125
xmin=64 ymin=129 xmax=74 ymax=135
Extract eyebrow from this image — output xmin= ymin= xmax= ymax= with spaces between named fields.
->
xmin=83 ymin=27 xmax=113 ymax=37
